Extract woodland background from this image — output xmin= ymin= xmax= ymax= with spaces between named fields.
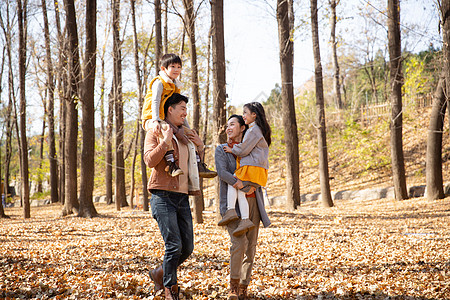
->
xmin=1 ymin=0 xmax=450 ymax=299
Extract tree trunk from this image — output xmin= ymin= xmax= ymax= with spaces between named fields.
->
xmin=112 ymin=0 xmax=126 ymax=210
xmin=0 ymin=48 xmax=8 ymax=217
xmin=155 ymin=0 xmax=162 ymax=72
xmin=277 ymin=0 xmax=301 ymax=211
xmin=182 ymin=0 xmax=203 ymax=223
xmin=54 ymin=0 xmax=66 ymax=205
xmin=202 ymin=25 xmax=212 ymax=146
xmin=329 ymin=0 xmax=343 ymax=109
xmin=106 ymin=85 xmax=114 ymax=205
xmin=62 ymin=0 xmax=81 ymax=216
xmin=426 ymin=72 xmax=446 ymax=200
xmin=211 ymin=0 xmax=227 ymax=218
xmin=78 ymin=0 xmax=98 ymax=218
xmin=2 ymin=3 xmax=15 ymax=214
xmin=388 ymin=0 xmax=408 ymax=200
xmin=38 ymin=115 xmax=46 ymax=193
xmin=41 ymin=0 xmax=59 ymax=203
xmin=131 ymin=0 xmax=149 ymax=211
xmin=163 ymin=0 xmax=168 ymax=54
xmin=18 ymin=0 xmax=30 ymax=218
xmin=311 ymin=0 xmax=333 ymax=207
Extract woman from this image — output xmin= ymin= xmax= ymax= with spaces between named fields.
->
xmin=215 ymin=114 xmax=271 ymax=300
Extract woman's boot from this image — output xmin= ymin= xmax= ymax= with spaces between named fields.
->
xmin=228 ymin=278 xmax=240 ymax=300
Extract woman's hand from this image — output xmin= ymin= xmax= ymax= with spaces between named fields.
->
xmin=232 ymin=179 xmax=244 ymax=189
xmin=223 ymin=145 xmax=233 ymax=153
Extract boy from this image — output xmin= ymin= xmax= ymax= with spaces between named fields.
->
xmin=142 ymin=54 xmax=216 ymax=178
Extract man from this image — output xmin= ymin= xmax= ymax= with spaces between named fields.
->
xmin=215 ymin=115 xmax=271 ymax=300
xmin=144 ymin=93 xmax=204 ymax=300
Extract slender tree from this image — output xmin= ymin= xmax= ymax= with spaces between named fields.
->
xmin=329 ymin=0 xmax=343 ymax=109
xmin=211 ymin=0 xmax=227 ymax=218
xmin=62 ymin=0 xmax=81 ymax=215
xmin=311 ymin=0 xmax=333 ymax=207
xmin=155 ymin=0 xmax=162 ymax=71
xmin=78 ymin=0 xmax=98 ymax=217
xmin=182 ymin=0 xmax=203 ymax=223
xmin=0 ymin=3 xmax=15 ymax=212
xmin=18 ymin=0 xmax=30 ymax=218
xmin=202 ymin=25 xmax=212 ymax=146
xmin=388 ymin=0 xmax=408 ymax=200
xmin=112 ymin=0 xmax=126 ymax=210
xmin=106 ymin=84 xmax=114 ymax=205
xmin=277 ymin=0 xmax=301 ymax=210
xmin=54 ymin=0 xmax=66 ymax=205
xmin=426 ymin=72 xmax=446 ymax=200
xmin=41 ymin=0 xmax=58 ymax=203
xmin=131 ymin=0 xmax=150 ymax=211
xmin=163 ymin=0 xmax=168 ymax=53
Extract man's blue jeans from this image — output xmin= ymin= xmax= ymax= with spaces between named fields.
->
xmin=150 ymin=190 xmax=194 ymax=288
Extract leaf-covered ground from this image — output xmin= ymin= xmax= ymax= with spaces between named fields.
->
xmin=1 ymin=197 xmax=450 ymax=299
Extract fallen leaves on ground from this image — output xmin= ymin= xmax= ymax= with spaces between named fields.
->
xmin=1 ymin=197 xmax=450 ymax=299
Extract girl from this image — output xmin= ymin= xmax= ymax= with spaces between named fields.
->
xmin=218 ymin=102 xmax=271 ymax=237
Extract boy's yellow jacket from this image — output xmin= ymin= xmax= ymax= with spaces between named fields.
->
xmin=141 ymin=72 xmax=181 ymax=121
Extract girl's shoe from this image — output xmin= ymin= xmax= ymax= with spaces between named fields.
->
xmin=218 ymin=209 xmax=239 ymax=226
xmin=232 ymin=219 xmax=255 ymax=237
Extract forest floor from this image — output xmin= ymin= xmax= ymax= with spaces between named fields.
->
xmin=2 ymin=197 xmax=450 ymax=299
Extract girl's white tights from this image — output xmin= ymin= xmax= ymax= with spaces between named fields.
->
xmin=227 ymin=184 xmax=249 ymax=219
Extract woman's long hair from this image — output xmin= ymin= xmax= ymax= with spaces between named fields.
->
xmin=244 ymin=102 xmax=271 ymax=146
xmin=228 ymin=114 xmax=248 ymax=138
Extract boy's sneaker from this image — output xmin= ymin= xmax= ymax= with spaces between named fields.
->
xmin=218 ymin=209 xmax=239 ymax=226
xmin=198 ymin=162 xmax=217 ymax=178
xmin=165 ymin=162 xmax=184 ymax=177
xmin=232 ymin=219 xmax=255 ymax=237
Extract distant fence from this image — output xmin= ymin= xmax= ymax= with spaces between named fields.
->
xmin=360 ymin=94 xmax=432 ymax=125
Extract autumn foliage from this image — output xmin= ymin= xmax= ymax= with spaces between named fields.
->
xmin=1 ymin=196 xmax=450 ymax=299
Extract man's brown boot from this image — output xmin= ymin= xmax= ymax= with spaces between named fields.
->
xmin=238 ymin=284 xmax=248 ymax=300
xmin=149 ymin=265 xmax=163 ymax=292
xmin=228 ymin=278 xmax=240 ymax=300
xmin=164 ymin=284 xmax=179 ymax=300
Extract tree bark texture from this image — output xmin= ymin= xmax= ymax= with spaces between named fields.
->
xmin=106 ymin=86 xmax=114 ymax=205
xmin=54 ymin=0 xmax=66 ymax=205
xmin=18 ymin=0 xmax=30 ymax=218
xmin=211 ymin=0 xmax=227 ymax=219
xmin=163 ymin=0 xmax=168 ymax=54
xmin=112 ymin=0 xmax=126 ymax=210
xmin=330 ymin=0 xmax=343 ymax=109
xmin=202 ymin=25 xmax=212 ymax=146
xmin=183 ymin=0 xmax=203 ymax=223
xmin=426 ymin=72 xmax=446 ymax=200
xmin=155 ymin=0 xmax=162 ymax=72
xmin=78 ymin=0 xmax=98 ymax=217
xmin=311 ymin=0 xmax=334 ymax=207
xmin=131 ymin=0 xmax=149 ymax=211
xmin=388 ymin=0 xmax=408 ymax=200
xmin=63 ymin=0 xmax=81 ymax=215
xmin=277 ymin=0 xmax=301 ymax=210
xmin=41 ymin=0 xmax=59 ymax=203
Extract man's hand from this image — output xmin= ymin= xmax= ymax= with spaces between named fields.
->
xmin=186 ymin=129 xmax=204 ymax=149
xmin=161 ymin=124 xmax=173 ymax=145
xmin=246 ymin=186 xmax=256 ymax=195
xmin=223 ymin=145 xmax=233 ymax=153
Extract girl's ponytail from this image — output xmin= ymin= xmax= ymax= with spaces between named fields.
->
xmin=244 ymin=102 xmax=272 ymax=146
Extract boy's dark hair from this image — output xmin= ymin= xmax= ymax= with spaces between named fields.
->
xmin=161 ymin=54 xmax=182 ymax=68
xmin=243 ymin=102 xmax=272 ymax=146
xmin=164 ymin=93 xmax=189 ymax=116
